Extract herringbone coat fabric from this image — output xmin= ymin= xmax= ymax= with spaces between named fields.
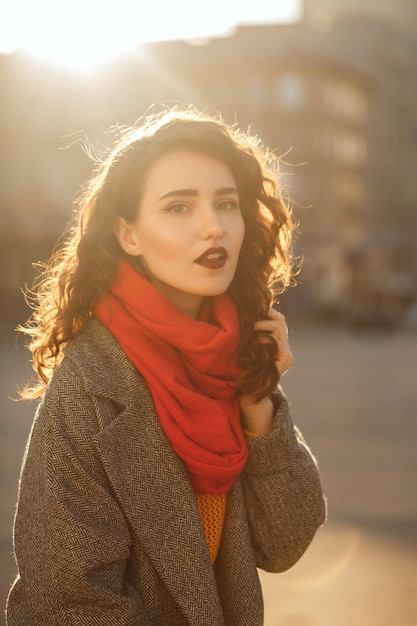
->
xmin=6 ymin=318 xmax=326 ymax=625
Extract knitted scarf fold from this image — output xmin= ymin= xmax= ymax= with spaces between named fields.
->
xmin=94 ymin=260 xmax=248 ymax=495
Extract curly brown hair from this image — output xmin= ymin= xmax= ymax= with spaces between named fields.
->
xmin=21 ymin=106 xmax=297 ymax=400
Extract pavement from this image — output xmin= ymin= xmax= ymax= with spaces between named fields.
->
xmin=1 ymin=322 xmax=416 ymax=625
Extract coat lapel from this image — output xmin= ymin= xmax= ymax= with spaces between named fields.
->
xmin=95 ymin=395 xmax=224 ymax=622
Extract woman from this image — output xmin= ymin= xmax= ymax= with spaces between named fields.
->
xmin=7 ymin=107 xmax=326 ymax=625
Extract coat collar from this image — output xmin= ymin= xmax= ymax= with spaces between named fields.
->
xmin=63 ymin=317 xmax=141 ymax=406
xmin=64 ymin=317 xmax=225 ymax=623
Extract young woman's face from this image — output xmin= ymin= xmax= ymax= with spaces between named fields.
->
xmin=116 ymin=149 xmax=245 ymax=318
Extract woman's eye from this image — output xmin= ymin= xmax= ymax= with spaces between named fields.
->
xmin=218 ymin=199 xmax=239 ymax=211
xmin=167 ymin=203 xmax=188 ymax=214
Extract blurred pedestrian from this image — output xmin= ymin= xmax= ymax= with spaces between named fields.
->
xmin=6 ymin=107 xmax=326 ymax=625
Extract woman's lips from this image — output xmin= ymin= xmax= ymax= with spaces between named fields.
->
xmin=195 ymin=247 xmax=228 ymax=270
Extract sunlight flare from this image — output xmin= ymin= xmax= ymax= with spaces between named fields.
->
xmin=1 ymin=0 xmax=301 ymax=70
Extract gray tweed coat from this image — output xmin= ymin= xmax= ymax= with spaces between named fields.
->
xmin=7 ymin=318 xmax=325 ymax=625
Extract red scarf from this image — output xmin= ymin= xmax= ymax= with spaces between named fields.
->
xmin=94 ymin=260 xmax=248 ymax=495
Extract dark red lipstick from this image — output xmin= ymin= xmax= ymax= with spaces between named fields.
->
xmin=195 ymin=247 xmax=228 ymax=269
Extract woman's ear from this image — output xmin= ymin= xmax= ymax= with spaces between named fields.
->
xmin=114 ymin=217 xmax=142 ymax=256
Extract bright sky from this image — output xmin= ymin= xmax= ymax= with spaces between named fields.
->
xmin=0 ymin=0 xmax=301 ymax=70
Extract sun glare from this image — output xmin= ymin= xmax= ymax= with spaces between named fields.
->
xmin=1 ymin=0 xmax=301 ymax=70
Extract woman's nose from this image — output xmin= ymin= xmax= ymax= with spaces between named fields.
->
xmin=199 ymin=206 xmax=226 ymax=239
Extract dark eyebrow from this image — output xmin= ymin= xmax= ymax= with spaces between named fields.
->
xmin=158 ymin=187 xmax=239 ymax=202
xmin=216 ymin=187 xmax=239 ymax=197
xmin=158 ymin=189 xmax=197 ymax=202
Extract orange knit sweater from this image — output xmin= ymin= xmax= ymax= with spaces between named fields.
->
xmin=195 ymin=493 xmax=227 ymax=563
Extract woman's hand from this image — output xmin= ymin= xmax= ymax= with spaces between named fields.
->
xmin=239 ymin=308 xmax=293 ymax=436
xmin=254 ymin=307 xmax=293 ymax=379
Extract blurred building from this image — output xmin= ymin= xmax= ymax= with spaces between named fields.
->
xmin=146 ymin=2 xmax=417 ymax=324
xmin=0 ymin=0 xmax=416 ymax=331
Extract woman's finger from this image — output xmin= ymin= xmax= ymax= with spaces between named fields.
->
xmin=254 ymin=309 xmax=293 ymax=377
xmin=254 ymin=309 xmax=288 ymax=338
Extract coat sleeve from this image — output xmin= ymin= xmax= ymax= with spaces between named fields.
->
xmin=241 ymin=388 xmax=327 ymax=573
xmin=6 ymin=361 xmax=152 ymax=626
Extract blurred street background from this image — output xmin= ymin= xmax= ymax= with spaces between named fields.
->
xmin=1 ymin=1 xmax=417 ymax=624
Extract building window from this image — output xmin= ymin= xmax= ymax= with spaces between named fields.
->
xmin=333 ymin=173 xmax=367 ymax=207
xmin=318 ymin=129 xmax=367 ymax=165
xmin=323 ymin=79 xmax=367 ymax=121
xmin=275 ymin=73 xmax=307 ymax=110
